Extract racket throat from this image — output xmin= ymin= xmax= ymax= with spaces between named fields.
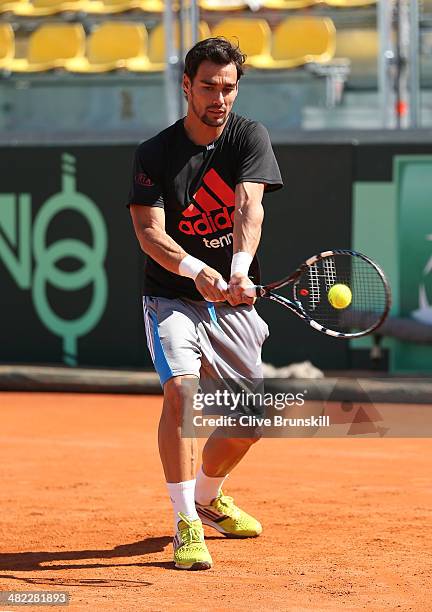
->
xmin=268 ymin=292 xmax=305 ymax=316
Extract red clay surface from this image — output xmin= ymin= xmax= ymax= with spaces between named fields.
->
xmin=0 ymin=392 xmax=431 ymax=611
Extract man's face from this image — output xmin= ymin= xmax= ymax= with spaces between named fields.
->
xmin=183 ymin=60 xmax=239 ymax=127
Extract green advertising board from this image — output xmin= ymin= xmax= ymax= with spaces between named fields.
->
xmin=0 ymin=145 xmax=149 ymax=369
xmin=353 ymin=155 xmax=432 ymax=373
xmin=0 ymin=154 xmax=108 ymax=366
xmin=395 ymin=156 xmax=432 ymax=372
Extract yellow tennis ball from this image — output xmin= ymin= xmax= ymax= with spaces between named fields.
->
xmin=328 ymin=284 xmax=352 ymax=309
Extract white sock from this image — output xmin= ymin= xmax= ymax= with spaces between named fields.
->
xmin=195 ymin=466 xmax=229 ymax=506
xmin=166 ymin=479 xmax=200 ymax=534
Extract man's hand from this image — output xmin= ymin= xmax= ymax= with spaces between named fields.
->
xmin=195 ymin=267 xmax=229 ymax=302
xmin=227 ymin=272 xmax=256 ymax=306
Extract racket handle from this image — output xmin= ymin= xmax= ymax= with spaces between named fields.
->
xmin=217 ymin=279 xmax=258 ymax=298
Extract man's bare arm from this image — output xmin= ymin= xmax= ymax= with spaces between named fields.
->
xmin=129 ymin=204 xmax=227 ymax=302
xmin=232 ymin=182 xmax=265 ymax=257
xmin=228 ymin=182 xmax=265 ymax=306
xmin=130 ymin=204 xmax=186 ymax=274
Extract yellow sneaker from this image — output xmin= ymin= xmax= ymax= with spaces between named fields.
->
xmin=196 ymin=491 xmax=262 ymax=538
xmin=173 ymin=512 xmax=213 ymax=570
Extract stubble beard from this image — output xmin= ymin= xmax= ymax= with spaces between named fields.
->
xmin=190 ymin=96 xmax=228 ymax=127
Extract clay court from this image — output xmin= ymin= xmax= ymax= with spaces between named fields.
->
xmin=0 ymin=392 xmax=431 ymax=611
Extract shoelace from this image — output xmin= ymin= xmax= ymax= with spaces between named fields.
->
xmin=216 ymin=494 xmax=241 ymax=520
xmin=178 ymin=514 xmax=203 ymax=545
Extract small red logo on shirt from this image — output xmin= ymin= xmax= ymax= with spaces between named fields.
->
xmin=135 ymin=173 xmax=154 ymax=187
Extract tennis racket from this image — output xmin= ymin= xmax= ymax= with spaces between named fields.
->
xmin=235 ymin=249 xmax=391 ymax=339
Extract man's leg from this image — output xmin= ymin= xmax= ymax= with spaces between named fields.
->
xmin=157 ymin=374 xmax=204 ymax=536
xmin=194 ymin=431 xmax=263 ymax=537
xmin=194 ymin=302 xmax=268 ymax=535
xmin=195 ymin=432 xmax=260 ymax=509
xmin=160 ymin=375 xmax=259 ymax=510
xmin=158 ymin=374 xmax=199 ymax=483
xmin=160 ymin=372 xmax=262 ymax=540
xmin=159 ymin=374 xmax=213 ymax=570
xmin=143 ymin=297 xmax=212 ymax=569
xmin=201 ymin=433 xmax=259 ymax=478
xmin=159 ymin=375 xmax=200 ymax=531
xmin=159 ymin=374 xmax=257 ymax=482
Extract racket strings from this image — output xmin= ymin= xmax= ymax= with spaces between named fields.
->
xmin=298 ymin=255 xmax=388 ymax=333
xmin=308 ymin=263 xmax=321 ymax=310
xmin=322 ymin=256 xmax=337 ymax=290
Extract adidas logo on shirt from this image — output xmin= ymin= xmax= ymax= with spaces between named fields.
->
xmin=178 ymin=168 xmax=235 ymax=248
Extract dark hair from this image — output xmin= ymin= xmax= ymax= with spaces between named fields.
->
xmin=184 ymin=37 xmax=246 ymax=82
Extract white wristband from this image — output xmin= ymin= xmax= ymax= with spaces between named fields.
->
xmin=217 ymin=278 xmax=228 ymax=291
xmin=178 ymin=254 xmax=206 ymax=280
xmin=231 ymin=251 xmax=253 ymax=277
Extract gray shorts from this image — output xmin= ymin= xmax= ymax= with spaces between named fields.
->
xmin=142 ymin=296 xmax=269 ymax=387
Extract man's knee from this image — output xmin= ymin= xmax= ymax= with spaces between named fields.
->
xmin=225 ymin=425 xmax=263 ymax=447
xmin=162 ymin=375 xmax=199 ymax=425
xmin=240 ymin=427 xmax=263 ymax=446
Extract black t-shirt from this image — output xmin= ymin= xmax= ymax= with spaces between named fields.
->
xmin=127 ymin=112 xmax=283 ymax=300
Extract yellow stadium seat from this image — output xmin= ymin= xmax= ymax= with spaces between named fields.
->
xmin=66 ymin=22 xmax=147 ymax=72
xmin=84 ymin=0 xmax=171 ymax=12
xmin=199 ymin=0 xmax=247 ymax=10
xmin=139 ymin=0 xmax=164 ymax=10
xmin=84 ymin=0 xmax=141 ymax=13
xmin=336 ymin=28 xmax=377 ymax=76
xmin=14 ymin=0 xmax=86 ymax=16
xmin=249 ymin=16 xmax=336 ymax=69
xmin=0 ymin=0 xmax=26 ymax=13
xmin=127 ymin=20 xmax=210 ymax=72
xmin=0 ymin=24 xmax=14 ymax=69
xmin=325 ymin=0 xmax=376 ymax=6
xmin=211 ymin=19 xmax=271 ymax=63
xmin=261 ymin=0 xmax=320 ymax=8
xmin=336 ymin=28 xmax=378 ymax=59
xmin=10 ymin=24 xmax=85 ymax=72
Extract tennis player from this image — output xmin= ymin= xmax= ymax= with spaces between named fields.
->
xmin=128 ymin=37 xmax=282 ymax=570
